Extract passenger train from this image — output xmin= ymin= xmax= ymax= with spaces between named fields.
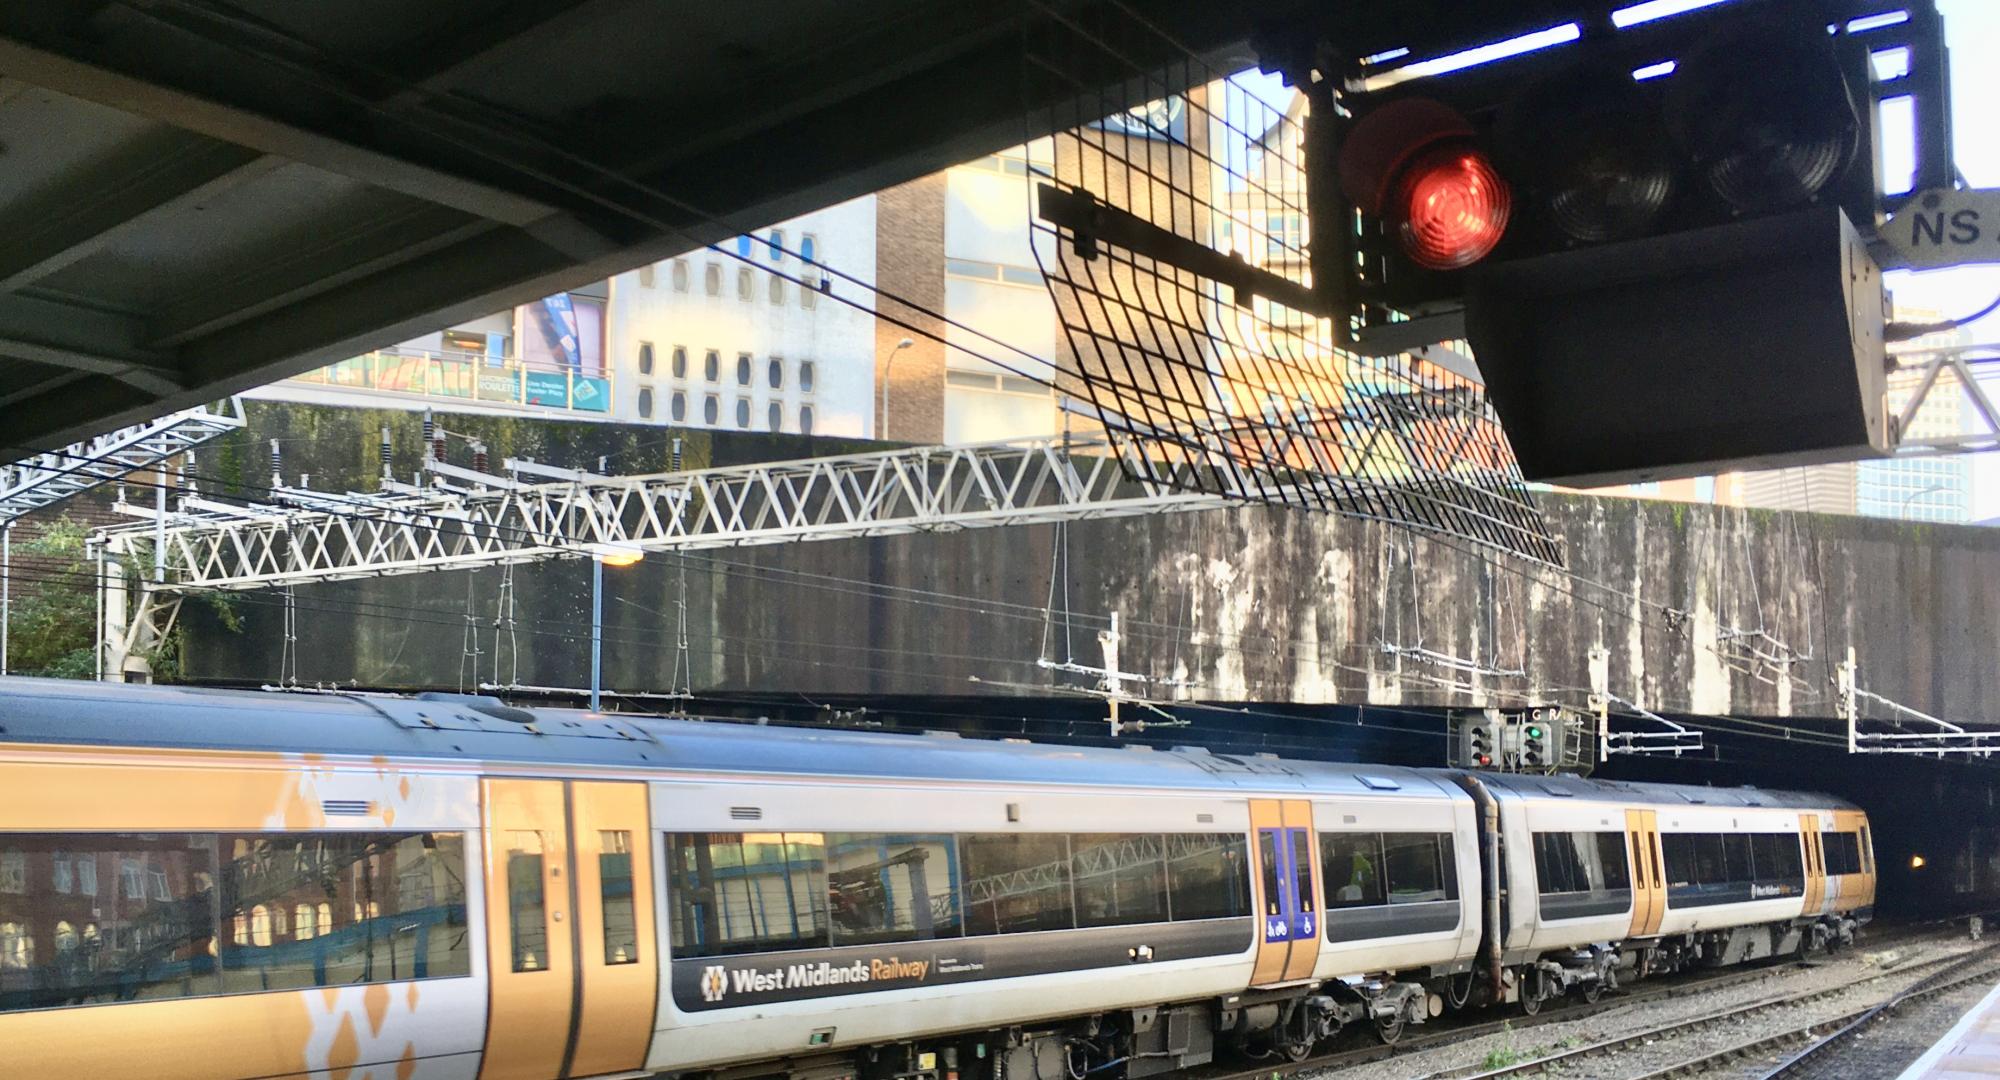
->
xmin=0 ymin=678 xmax=1875 ymax=1079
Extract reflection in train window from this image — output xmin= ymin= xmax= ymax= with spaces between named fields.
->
xmin=667 ymin=833 xmax=828 ymax=958
xmin=1165 ymin=834 xmax=1250 ymax=921
xmin=218 ymin=832 xmax=470 ymax=990
xmin=1071 ymin=834 xmax=1167 ymax=928
xmin=962 ymin=834 xmax=1073 ymax=935
xmin=826 ymin=833 xmax=960 ymax=944
xmin=599 ymin=831 xmax=638 ymax=965
xmin=0 ymin=834 xmax=221 ymax=1012
xmin=506 ymin=832 xmax=549 ymax=973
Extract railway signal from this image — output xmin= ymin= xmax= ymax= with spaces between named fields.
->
xmin=1283 ymin=0 xmax=1956 ymax=485
xmin=1453 ymin=712 xmax=1499 ymax=769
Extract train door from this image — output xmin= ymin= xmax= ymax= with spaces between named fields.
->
xmin=1248 ymin=799 xmax=1320 ymax=987
xmin=1834 ymin=810 xmax=1876 ymax=910
xmin=481 ymin=778 xmax=659 ymax=1080
xmin=1799 ymin=814 xmax=1825 ymax=916
xmin=1624 ymin=810 xmax=1665 ymax=937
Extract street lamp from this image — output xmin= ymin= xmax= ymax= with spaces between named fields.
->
xmin=880 ymin=337 xmax=915 ymax=439
xmin=587 ymin=543 xmax=645 ymax=710
xmin=1899 ymin=483 xmax=1948 ymax=520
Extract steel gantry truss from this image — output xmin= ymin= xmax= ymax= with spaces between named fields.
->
xmin=0 ymin=398 xmax=243 ymax=522
xmin=94 ymin=432 xmax=1243 ymax=678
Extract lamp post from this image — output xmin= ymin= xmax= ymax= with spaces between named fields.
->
xmin=587 ymin=543 xmax=644 ymax=710
xmin=1899 ymin=483 xmax=1948 ymax=520
xmin=880 ymin=337 xmax=915 ymax=439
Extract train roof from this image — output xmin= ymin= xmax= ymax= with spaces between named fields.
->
xmin=0 ymin=677 xmax=1461 ymax=798
xmin=0 ymin=678 xmax=1852 ymax=810
xmin=1475 ymin=769 xmax=1857 ymax=812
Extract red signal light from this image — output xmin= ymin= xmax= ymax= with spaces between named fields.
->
xmin=1395 ymin=144 xmax=1511 ymax=270
xmin=1337 ymin=97 xmax=1512 ymax=272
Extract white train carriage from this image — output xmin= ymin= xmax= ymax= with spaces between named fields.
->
xmin=1471 ymin=773 xmax=1875 ymax=1012
xmin=0 ymin=679 xmax=1877 ymax=1080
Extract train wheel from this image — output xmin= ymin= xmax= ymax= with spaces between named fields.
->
xmin=1581 ymin=980 xmax=1603 ymax=1005
xmin=1375 ymin=1014 xmax=1405 ymax=1045
xmin=1280 ymin=1038 xmax=1314 ymax=1063
xmin=1519 ymin=970 xmax=1543 ymax=1016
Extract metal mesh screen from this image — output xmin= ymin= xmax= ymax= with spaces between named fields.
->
xmin=1019 ymin=1 xmax=1565 ymax=566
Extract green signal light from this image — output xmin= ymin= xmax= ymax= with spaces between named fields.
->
xmin=1526 ymin=726 xmax=1544 ymax=739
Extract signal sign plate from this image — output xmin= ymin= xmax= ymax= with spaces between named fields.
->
xmin=1880 ymin=188 xmax=2000 ymax=271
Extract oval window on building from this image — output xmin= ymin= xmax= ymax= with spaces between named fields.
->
xmin=767 ymin=229 xmax=785 ymax=261
xmin=800 ymin=234 xmax=818 ymax=264
xmin=768 ymin=358 xmax=783 ymax=389
xmin=798 ymin=360 xmax=816 ymax=393
xmin=704 ymin=263 xmax=721 ymax=296
xmin=799 ymin=405 xmax=815 ymax=436
xmin=735 ymin=398 xmax=750 ymax=429
xmin=672 ymin=345 xmax=687 ymax=379
xmin=671 ymin=259 xmax=689 ymax=292
xmin=638 ymin=342 xmax=654 ymax=375
xmin=769 ymin=275 xmax=785 ymax=304
xmin=704 ymin=350 xmax=720 ymax=382
xmin=736 ymin=267 xmax=754 ymax=301
xmin=736 ymin=354 xmax=752 ymax=385
xmin=671 ymin=391 xmax=687 ymax=422
xmin=703 ymin=395 xmax=719 ymax=425
xmin=636 ymin=387 xmax=654 ymax=419
xmin=768 ymin=402 xmax=783 ymax=432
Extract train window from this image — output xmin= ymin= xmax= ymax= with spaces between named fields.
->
xmin=1382 ymin=833 xmax=1457 ymax=904
xmin=1534 ymin=831 xmax=1630 ymax=895
xmin=826 ymin=833 xmax=960 ymax=945
xmin=1595 ymin=833 xmax=1631 ymax=890
xmin=217 ymin=832 xmax=470 ymax=990
xmin=1662 ymin=833 xmax=1695 ymax=888
xmin=599 ymin=831 xmax=638 ymax=965
xmin=1165 ymin=834 xmax=1250 ymax=920
xmin=1720 ymin=834 xmax=1752 ymax=884
xmin=1290 ymin=830 xmax=1315 ymax=917
xmin=1825 ymin=832 xmax=1864 ymax=876
xmin=506 ymin=831 xmax=550 ymax=973
xmin=1072 ymin=834 xmax=1168 ymax=928
xmin=1859 ymin=827 xmax=1873 ymax=873
xmin=1257 ymin=831 xmax=1284 ymax=917
xmin=962 ymin=834 xmax=1073 ymax=935
xmin=1532 ymin=832 xmax=1585 ymax=894
xmin=1321 ymin=833 xmax=1385 ymax=909
xmin=0 ymin=834 xmax=220 ymax=1011
xmin=1749 ymin=833 xmax=1804 ymax=895
xmin=665 ymin=833 xmax=829 ymax=958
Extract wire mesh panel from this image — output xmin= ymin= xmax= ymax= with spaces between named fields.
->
xmin=1019 ymin=0 xmax=1564 ymax=565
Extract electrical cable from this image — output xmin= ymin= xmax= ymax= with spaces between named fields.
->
xmin=1886 ymin=292 xmax=2000 ymax=342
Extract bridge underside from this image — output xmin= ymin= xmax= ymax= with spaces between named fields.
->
xmin=0 ymin=0 xmax=1359 ymax=455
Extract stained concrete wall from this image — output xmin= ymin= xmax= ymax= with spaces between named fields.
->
xmin=177 ymin=411 xmax=2000 ymax=722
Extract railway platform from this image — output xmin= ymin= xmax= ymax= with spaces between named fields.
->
xmin=1896 ymin=973 xmax=2000 ymax=1078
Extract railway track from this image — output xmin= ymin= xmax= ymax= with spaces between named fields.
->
xmin=1185 ymin=919 xmax=1979 ymax=1080
xmin=1418 ymin=943 xmax=1999 ymax=1079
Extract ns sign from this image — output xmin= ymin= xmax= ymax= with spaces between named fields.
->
xmin=1880 ymin=188 xmax=2000 ymax=271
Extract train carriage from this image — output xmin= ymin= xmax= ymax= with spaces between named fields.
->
xmin=0 ymin=678 xmax=1872 ymax=1080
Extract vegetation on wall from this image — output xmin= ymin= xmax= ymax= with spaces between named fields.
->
xmin=5 ymin=517 xmax=96 ymax=679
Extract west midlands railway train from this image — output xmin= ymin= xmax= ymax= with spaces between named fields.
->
xmin=0 ymin=679 xmax=1875 ymax=1080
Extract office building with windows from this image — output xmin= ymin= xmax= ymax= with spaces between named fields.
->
xmin=607 ymin=196 xmax=879 ymax=438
